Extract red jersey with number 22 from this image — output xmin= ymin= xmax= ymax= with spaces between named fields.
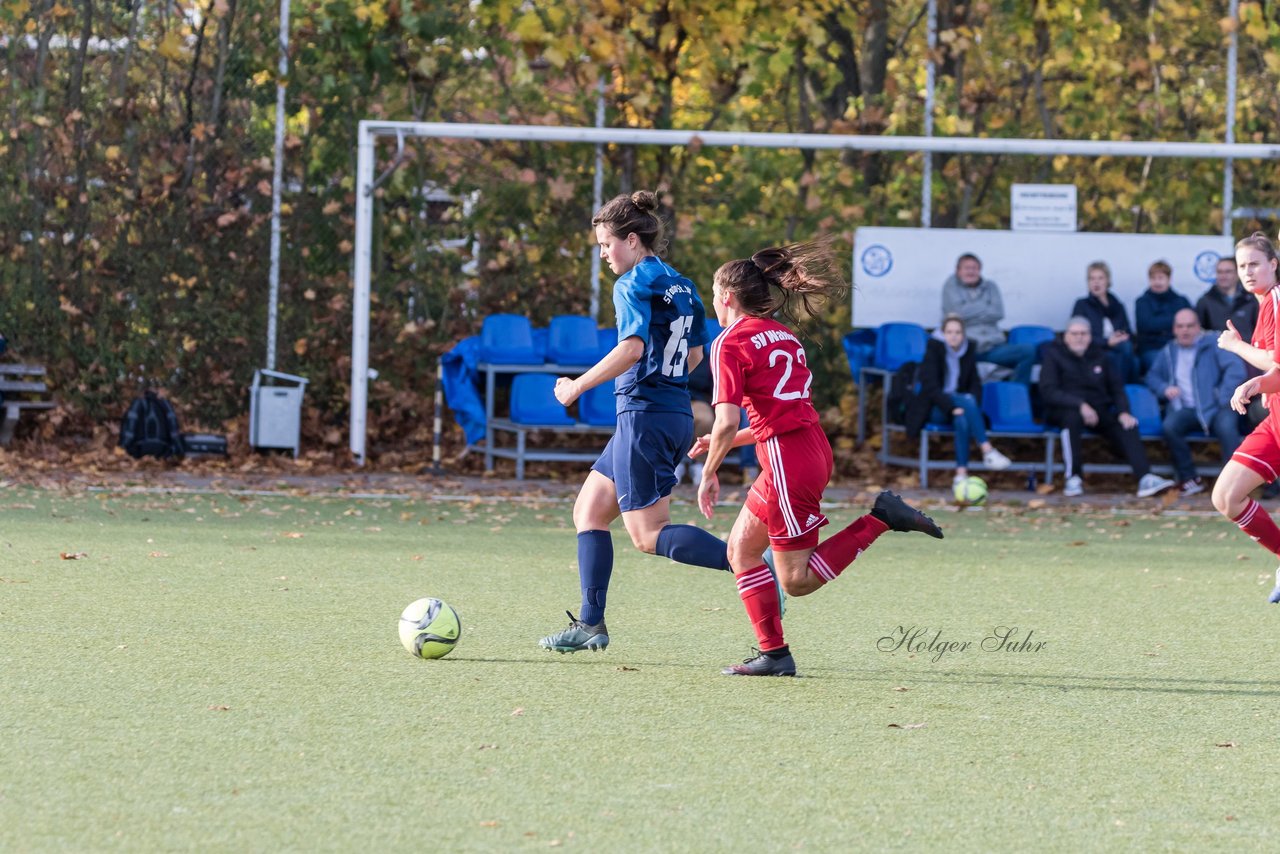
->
xmin=711 ymin=316 xmax=819 ymax=442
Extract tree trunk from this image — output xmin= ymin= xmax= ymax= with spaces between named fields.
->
xmin=67 ymin=0 xmax=97 ymax=293
xmin=24 ymin=0 xmax=56 ymax=307
xmin=181 ymin=0 xmax=212 ymax=190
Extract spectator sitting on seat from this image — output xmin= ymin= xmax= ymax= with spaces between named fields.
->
xmin=1196 ymin=255 xmax=1258 ymax=341
xmin=903 ymin=314 xmax=1012 ymax=489
xmin=941 ymin=253 xmax=1037 ymax=383
xmin=1071 ymin=260 xmax=1137 ymax=382
xmin=1144 ymin=308 xmax=1245 ymax=497
xmin=1134 ymin=260 xmax=1192 ymax=375
xmin=1040 ymin=316 xmax=1176 ymax=499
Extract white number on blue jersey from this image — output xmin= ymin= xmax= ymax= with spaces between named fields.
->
xmin=661 ymin=315 xmax=693 ymax=377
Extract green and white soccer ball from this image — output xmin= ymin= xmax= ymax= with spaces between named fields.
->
xmin=398 ymin=597 xmax=462 ymax=659
xmin=953 ymin=475 xmax=988 ymax=506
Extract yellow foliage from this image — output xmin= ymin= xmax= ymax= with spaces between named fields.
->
xmin=157 ymin=31 xmax=186 ymax=62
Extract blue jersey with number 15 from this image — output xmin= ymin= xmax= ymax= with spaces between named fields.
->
xmin=612 ymin=256 xmax=710 ymax=414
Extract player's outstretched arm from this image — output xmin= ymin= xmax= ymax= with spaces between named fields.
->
xmin=697 ymin=402 xmax=742 ymax=519
xmin=554 ymin=336 xmax=644 ymax=405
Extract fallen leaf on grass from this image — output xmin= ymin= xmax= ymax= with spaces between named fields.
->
xmin=888 ymin=723 xmax=926 ymax=729
xmin=282 ymin=531 xmax=304 ymax=539
xmin=60 ymin=551 xmax=88 ymax=560
xmin=148 ymin=551 xmax=169 ymax=558
xmin=479 ymin=821 xmax=499 ymax=827
xmin=510 ymin=707 xmax=524 ymax=716
xmin=477 ymin=743 xmax=498 ymax=750
xmin=616 ymin=665 xmax=638 ymax=671
xmin=208 ymin=705 xmax=231 ymax=711
xmin=1215 ymin=741 xmax=1237 ymax=748
xmin=892 ymin=686 xmax=910 ymax=692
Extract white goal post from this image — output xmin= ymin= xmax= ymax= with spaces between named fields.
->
xmin=350 ymin=120 xmax=1280 ymax=465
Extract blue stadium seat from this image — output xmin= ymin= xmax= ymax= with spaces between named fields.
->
xmin=1125 ymin=384 xmax=1163 ymax=437
xmin=578 ymin=384 xmax=617 ymax=427
xmin=981 ymin=382 xmax=1042 ymax=433
xmin=1007 ymin=324 xmax=1056 ymax=348
xmin=874 ymin=322 xmax=928 ymax=371
xmin=480 ymin=314 xmax=540 ymax=365
xmin=509 ymin=374 xmax=575 ymax=426
xmin=547 ymin=315 xmax=599 ymax=366
xmin=843 ymin=328 xmax=877 ymax=377
xmin=597 ymin=328 xmax=617 ymax=361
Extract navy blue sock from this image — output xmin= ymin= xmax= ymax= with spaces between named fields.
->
xmin=577 ymin=530 xmax=613 ymax=626
xmin=655 ymin=524 xmax=731 ymax=571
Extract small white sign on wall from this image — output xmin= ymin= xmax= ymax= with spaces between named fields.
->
xmin=1011 ymin=183 xmax=1078 ymax=232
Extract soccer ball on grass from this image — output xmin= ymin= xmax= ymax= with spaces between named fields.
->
xmin=398 ymin=597 xmax=461 ymax=659
xmin=953 ymin=475 xmax=988 ymax=506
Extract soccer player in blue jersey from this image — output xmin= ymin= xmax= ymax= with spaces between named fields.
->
xmin=539 ymin=191 xmax=734 ymax=653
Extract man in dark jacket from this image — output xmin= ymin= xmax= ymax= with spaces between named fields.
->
xmin=1041 ymin=316 xmax=1176 ymax=499
xmin=1144 ymin=309 xmax=1245 ymax=496
xmin=1134 ymin=260 xmax=1192 ymax=374
xmin=1195 ymin=256 xmax=1257 ymax=340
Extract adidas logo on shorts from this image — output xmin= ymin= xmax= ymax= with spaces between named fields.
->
xmin=806 ymin=514 xmax=820 ymax=527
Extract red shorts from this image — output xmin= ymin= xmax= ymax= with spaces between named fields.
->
xmin=745 ymin=422 xmax=833 ymax=551
xmin=1233 ymin=411 xmax=1280 ymax=482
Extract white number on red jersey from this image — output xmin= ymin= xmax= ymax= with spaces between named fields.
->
xmin=768 ymin=346 xmax=812 ymax=400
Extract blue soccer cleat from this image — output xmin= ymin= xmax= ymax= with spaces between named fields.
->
xmin=539 ymin=611 xmax=609 ymax=653
xmin=1269 ymin=567 xmax=1280 ymax=604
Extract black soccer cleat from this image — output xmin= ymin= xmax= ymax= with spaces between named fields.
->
xmin=722 ymin=648 xmax=797 ymax=677
xmin=871 ymin=490 xmax=944 ymax=539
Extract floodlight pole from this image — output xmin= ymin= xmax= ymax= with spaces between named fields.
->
xmin=1223 ymin=0 xmax=1239 ymax=237
xmin=922 ymin=0 xmax=936 ymax=228
xmin=590 ymin=77 xmax=606 ymax=321
xmin=349 ymin=121 xmax=1280 ymax=465
xmin=352 ymin=125 xmax=374 ymax=465
xmin=266 ymin=0 xmax=290 ymax=371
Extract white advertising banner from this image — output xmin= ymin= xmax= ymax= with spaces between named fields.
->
xmin=851 ymin=227 xmax=1233 ymax=331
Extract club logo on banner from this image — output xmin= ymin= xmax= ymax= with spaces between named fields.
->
xmin=1193 ymin=250 xmax=1222 ymax=283
xmin=860 ymin=244 xmax=893 ymax=278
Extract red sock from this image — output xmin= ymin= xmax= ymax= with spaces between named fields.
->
xmin=735 ymin=565 xmax=785 ymax=651
xmin=1233 ymin=499 xmax=1280 ymax=557
xmin=807 ymin=514 xmax=889 ymax=585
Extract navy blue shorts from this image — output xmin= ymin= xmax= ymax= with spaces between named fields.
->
xmin=592 ymin=409 xmax=693 ymax=512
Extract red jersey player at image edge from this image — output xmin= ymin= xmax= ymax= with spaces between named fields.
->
xmin=688 ymin=240 xmax=945 ymax=677
xmin=1211 ymin=231 xmax=1280 ymax=603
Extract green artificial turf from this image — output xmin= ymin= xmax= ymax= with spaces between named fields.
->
xmin=3 ymin=488 xmax=1279 ymax=851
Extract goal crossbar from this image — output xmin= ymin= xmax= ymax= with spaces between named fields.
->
xmin=351 ymin=120 xmax=1280 ymax=464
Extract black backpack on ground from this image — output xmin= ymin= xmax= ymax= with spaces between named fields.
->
xmin=120 ymin=390 xmax=184 ymax=459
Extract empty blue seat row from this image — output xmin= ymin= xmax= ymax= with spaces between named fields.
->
xmin=482 ymin=314 xmax=613 ymax=366
xmin=855 ymin=322 xmax=1059 ymax=372
xmin=483 ymin=313 xmax=729 ymax=366
xmin=508 ymin=374 xmax=617 ymax=428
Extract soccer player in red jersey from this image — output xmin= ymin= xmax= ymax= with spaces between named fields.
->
xmin=1213 ymin=232 xmax=1280 ymax=602
xmin=691 ymin=242 xmax=944 ymax=676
